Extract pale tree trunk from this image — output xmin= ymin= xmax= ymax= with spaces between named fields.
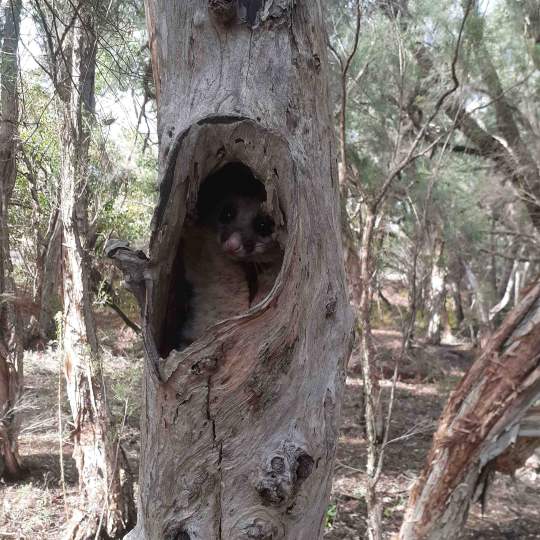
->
xmin=488 ymin=216 xmax=497 ymax=295
xmin=464 ymin=263 xmax=493 ymax=345
xmin=425 ymin=237 xmax=447 ymax=345
xmin=334 ymin=2 xmax=362 ymax=311
xmin=497 ymin=243 xmax=519 ymax=299
xmin=507 ymin=0 xmax=540 ymax=69
xmin=523 ymin=0 xmax=540 ymax=69
xmin=357 ymin=206 xmax=384 ymax=540
xmin=108 ymin=1 xmax=354 ymax=538
xmin=59 ymin=4 xmax=135 ymax=538
xmin=26 ymin=210 xmax=62 ymax=347
xmin=399 ymin=281 xmax=540 ymax=540
xmin=489 ymin=259 xmax=518 ymax=322
xmin=0 ymin=0 xmax=23 ymax=480
xmin=340 ymin=191 xmax=363 ymax=309
xmin=515 ymin=262 xmax=531 ymax=306
xmin=332 ymin=9 xmax=385 ymax=537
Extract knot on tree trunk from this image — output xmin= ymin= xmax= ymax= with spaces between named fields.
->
xmin=208 ymin=0 xmax=237 ymax=24
xmin=255 ymin=443 xmax=314 ymax=506
xmin=230 ymin=508 xmax=285 ymax=539
xmin=240 ymin=517 xmax=280 ymax=539
xmin=190 ymin=355 xmax=219 ymax=376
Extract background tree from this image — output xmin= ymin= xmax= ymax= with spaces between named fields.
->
xmin=26 ymin=0 xmax=138 ymax=536
xmin=0 ymin=0 xmax=23 ymax=480
xmin=328 ymin=0 xmax=539 ymax=536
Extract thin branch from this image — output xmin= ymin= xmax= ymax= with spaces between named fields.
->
xmin=371 ymin=0 xmax=473 ymax=212
xmin=479 ymin=248 xmax=540 ymax=264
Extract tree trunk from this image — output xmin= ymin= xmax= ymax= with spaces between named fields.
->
xmin=108 ymin=2 xmax=354 ymax=538
xmin=489 ymin=259 xmax=517 ymax=322
xmin=357 ymin=205 xmax=384 ymax=540
xmin=59 ymin=5 xmax=135 ymax=538
xmin=425 ymin=237 xmax=447 ymax=345
xmin=399 ymin=280 xmax=540 ymax=540
xmin=0 ymin=0 xmax=24 ymax=480
xmin=521 ymin=0 xmax=540 ymax=69
xmin=464 ymin=263 xmax=492 ymax=345
xmin=38 ymin=214 xmax=62 ymax=342
xmin=450 ymin=279 xmax=464 ymax=329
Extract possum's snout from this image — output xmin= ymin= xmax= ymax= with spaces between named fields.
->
xmin=223 ymin=232 xmax=243 ymax=256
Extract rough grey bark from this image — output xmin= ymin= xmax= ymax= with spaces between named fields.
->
xmin=58 ymin=3 xmax=135 ymax=537
xmin=109 ymin=1 xmax=354 ymax=538
xmin=0 ymin=0 xmax=24 ymax=480
xmin=399 ymin=281 xmax=540 ymax=540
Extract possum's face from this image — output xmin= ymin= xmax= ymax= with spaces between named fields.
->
xmin=213 ymin=195 xmax=278 ymax=262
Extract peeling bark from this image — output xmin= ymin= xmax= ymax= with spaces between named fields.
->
xmin=112 ymin=1 xmax=354 ymax=538
xmin=59 ymin=4 xmax=135 ymax=537
xmin=399 ymin=281 xmax=540 ymax=540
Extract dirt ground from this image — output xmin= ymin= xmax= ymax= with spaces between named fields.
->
xmin=1 ymin=323 xmax=539 ymax=539
xmin=326 ymin=330 xmax=540 ymax=539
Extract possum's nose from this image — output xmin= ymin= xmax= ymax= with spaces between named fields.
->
xmin=223 ymin=232 xmax=243 ymax=254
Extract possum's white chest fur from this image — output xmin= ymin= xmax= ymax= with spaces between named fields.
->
xmin=182 ymin=225 xmax=251 ymax=342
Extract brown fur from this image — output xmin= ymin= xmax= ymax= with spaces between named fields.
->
xmin=181 ymin=223 xmax=280 ymax=343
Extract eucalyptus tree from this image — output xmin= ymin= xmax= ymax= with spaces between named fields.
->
xmin=0 ymin=0 xmax=23 ymax=480
xmin=30 ymin=0 xmax=136 ymax=536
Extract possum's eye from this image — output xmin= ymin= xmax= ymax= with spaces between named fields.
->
xmin=253 ymin=215 xmax=274 ymax=237
xmin=219 ymin=203 xmax=237 ymax=224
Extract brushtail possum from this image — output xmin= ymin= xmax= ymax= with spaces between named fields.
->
xmin=181 ymin=192 xmax=282 ymax=345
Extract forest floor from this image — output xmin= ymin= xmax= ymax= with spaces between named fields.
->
xmin=0 ymin=315 xmax=539 ymax=539
xmin=326 ymin=329 xmax=540 ymax=539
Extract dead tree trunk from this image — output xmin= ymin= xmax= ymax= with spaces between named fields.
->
xmin=399 ymin=280 xmax=540 ymax=540
xmin=108 ymin=1 xmax=354 ymax=538
xmin=59 ymin=4 xmax=135 ymax=538
xmin=0 ymin=0 xmax=24 ymax=480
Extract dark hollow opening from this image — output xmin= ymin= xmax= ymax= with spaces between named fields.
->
xmin=159 ymin=162 xmax=284 ymax=357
